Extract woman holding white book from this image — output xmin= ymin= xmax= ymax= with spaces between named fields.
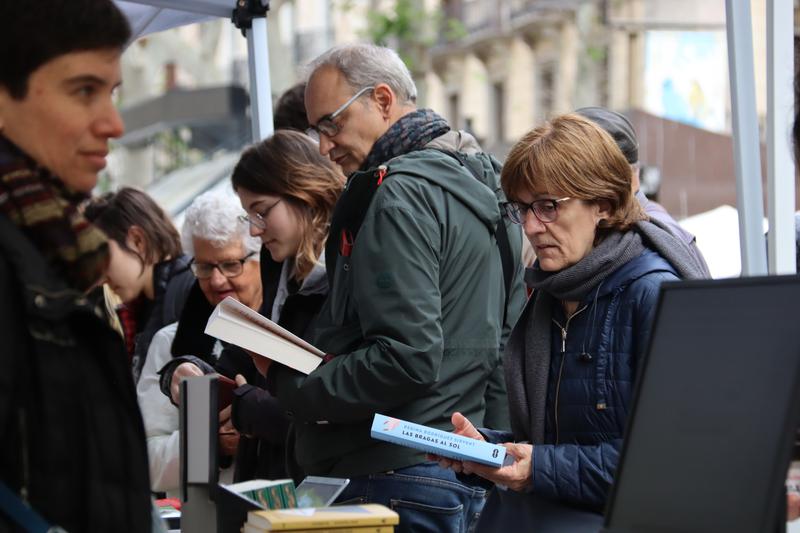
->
xmin=137 ymin=190 xmax=263 ymax=494
xmin=164 ymin=130 xmax=344 ymax=482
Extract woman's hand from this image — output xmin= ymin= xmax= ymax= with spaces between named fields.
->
xmin=460 ymin=442 xmax=533 ymax=492
xmin=170 ymin=362 xmax=204 ymax=404
xmin=235 ymin=374 xmax=247 ymax=387
xmin=218 ymin=407 xmax=239 ymax=456
xmin=428 ymin=412 xmax=485 ymax=472
xmin=432 ymin=412 xmax=533 ymax=492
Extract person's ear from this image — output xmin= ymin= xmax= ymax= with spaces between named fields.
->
xmin=126 ymin=226 xmax=148 ymax=258
xmin=372 ymin=83 xmax=395 ymax=119
xmin=596 ymin=199 xmax=612 ymax=226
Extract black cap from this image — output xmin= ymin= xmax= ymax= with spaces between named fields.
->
xmin=575 ymin=107 xmax=639 ymax=164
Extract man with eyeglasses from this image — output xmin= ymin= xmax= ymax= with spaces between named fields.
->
xmin=264 ymin=44 xmax=526 ymax=533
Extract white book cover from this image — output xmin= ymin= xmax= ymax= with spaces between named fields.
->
xmin=204 ymin=296 xmax=324 ymax=375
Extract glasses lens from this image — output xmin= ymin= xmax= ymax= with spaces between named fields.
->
xmin=241 ymin=214 xmax=265 ymax=230
xmin=316 ymin=119 xmax=338 ymax=138
xmin=219 ymin=261 xmax=244 ymax=278
xmin=504 ymin=202 xmax=523 ymax=224
xmin=190 ymin=263 xmax=213 ymax=279
xmin=532 ymin=200 xmax=558 ymax=223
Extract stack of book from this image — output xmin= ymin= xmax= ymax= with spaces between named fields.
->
xmin=242 ymin=504 xmax=399 ymax=532
xmin=223 ymin=479 xmax=297 ymax=509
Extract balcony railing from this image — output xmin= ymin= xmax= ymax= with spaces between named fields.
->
xmin=439 ymin=0 xmax=575 ymax=44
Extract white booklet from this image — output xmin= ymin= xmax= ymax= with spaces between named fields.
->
xmin=204 ymin=296 xmax=324 ymax=375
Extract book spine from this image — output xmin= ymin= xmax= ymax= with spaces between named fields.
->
xmin=281 ymin=527 xmax=395 ymax=533
xmin=265 ymin=518 xmax=395 ymax=530
xmin=370 ymin=414 xmax=506 ymax=468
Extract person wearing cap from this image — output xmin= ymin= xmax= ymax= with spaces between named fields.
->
xmin=575 ymin=107 xmax=710 ymax=276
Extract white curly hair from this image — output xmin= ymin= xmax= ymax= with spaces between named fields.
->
xmin=180 ymin=189 xmax=261 ymax=259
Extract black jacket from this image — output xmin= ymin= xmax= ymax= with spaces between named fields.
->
xmin=131 ymin=254 xmax=193 ymax=383
xmin=0 ymin=213 xmax=151 ymax=532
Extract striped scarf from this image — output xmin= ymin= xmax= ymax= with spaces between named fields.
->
xmin=359 ymin=108 xmax=451 ymax=172
xmin=0 ymin=136 xmax=109 ymax=292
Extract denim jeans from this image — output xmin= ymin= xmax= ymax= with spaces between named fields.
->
xmin=334 ymin=462 xmax=486 ymax=533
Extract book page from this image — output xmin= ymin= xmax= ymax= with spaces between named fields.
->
xmin=218 ymin=297 xmax=324 ymax=357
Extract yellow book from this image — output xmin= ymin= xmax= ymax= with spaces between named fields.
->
xmin=243 ymin=525 xmax=394 ymax=533
xmin=292 ymin=526 xmax=394 ymax=533
xmin=246 ymin=504 xmax=398 ymax=531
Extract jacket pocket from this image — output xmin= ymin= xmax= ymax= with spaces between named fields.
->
xmin=328 ymin=255 xmax=353 ymax=327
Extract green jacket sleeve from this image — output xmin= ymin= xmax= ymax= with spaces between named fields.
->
xmin=274 ymin=202 xmax=443 ymax=423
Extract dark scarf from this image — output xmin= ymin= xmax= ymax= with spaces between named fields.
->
xmin=359 ymin=108 xmax=450 ymax=172
xmin=0 ymin=136 xmax=108 ymax=292
xmin=505 ymin=220 xmax=709 ymax=443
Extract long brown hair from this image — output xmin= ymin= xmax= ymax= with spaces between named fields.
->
xmin=231 ymin=130 xmax=344 ymax=281
xmin=501 ymin=113 xmax=645 ymax=233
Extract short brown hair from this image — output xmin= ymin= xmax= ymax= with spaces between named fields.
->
xmin=501 ymin=113 xmax=646 ymax=232
xmin=84 ymin=187 xmax=182 ymax=266
xmin=231 ymin=130 xmax=344 ymax=281
xmin=274 ymin=82 xmax=309 ymax=132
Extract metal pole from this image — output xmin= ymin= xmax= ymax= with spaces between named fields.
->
xmin=767 ymin=0 xmax=796 ymax=274
xmin=247 ymin=16 xmax=274 ymax=141
xmin=725 ymin=0 xmax=768 ymax=276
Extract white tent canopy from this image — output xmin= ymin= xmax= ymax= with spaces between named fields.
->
xmin=114 ymin=0 xmax=274 ymax=141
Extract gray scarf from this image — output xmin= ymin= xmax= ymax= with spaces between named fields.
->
xmin=505 ymin=219 xmax=709 ymax=443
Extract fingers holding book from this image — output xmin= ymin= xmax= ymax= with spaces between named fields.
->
xmin=170 ymin=362 xmax=205 ymax=404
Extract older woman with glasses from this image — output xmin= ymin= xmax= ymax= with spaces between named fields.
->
xmin=435 ymin=113 xmax=708 ymax=528
xmin=136 ymin=189 xmax=263 ymax=495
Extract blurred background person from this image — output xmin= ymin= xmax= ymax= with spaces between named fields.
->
xmin=437 ymin=114 xmax=707 ymax=530
xmin=85 ymin=187 xmax=194 ymax=383
xmin=136 ymin=189 xmax=262 ymax=495
xmin=273 ymin=82 xmax=309 ymax=132
xmin=163 ymin=130 xmax=344 ymax=483
xmin=575 ymin=106 xmax=709 ymax=275
xmin=0 ymin=0 xmax=153 ymax=530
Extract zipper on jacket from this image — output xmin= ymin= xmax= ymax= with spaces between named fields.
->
xmin=18 ymin=409 xmax=29 ymax=502
xmin=552 ymin=304 xmax=587 ymax=444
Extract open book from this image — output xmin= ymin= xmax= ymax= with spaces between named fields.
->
xmin=204 ymin=297 xmax=324 ymax=375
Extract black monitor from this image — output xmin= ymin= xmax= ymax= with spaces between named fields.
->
xmin=603 ymin=275 xmax=800 ymax=533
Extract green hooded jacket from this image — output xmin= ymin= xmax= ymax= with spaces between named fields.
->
xmin=272 ymin=131 xmax=525 ymax=477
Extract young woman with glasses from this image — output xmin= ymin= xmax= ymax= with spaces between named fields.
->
xmin=164 ymin=129 xmax=345 ymax=483
xmin=84 ymin=186 xmax=195 ymax=383
xmin=434 ymin=114 xmax=708 ymax=529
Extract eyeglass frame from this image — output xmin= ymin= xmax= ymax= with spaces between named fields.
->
xmin=504 ymin=197 xmax=572 ymax=224
xmin=189 ymin=251 xmax=257 ymax=280
xmin=238 ymin=198 xmax=281 ymax=230
xmin=306 ymin=86 xmax=375 ymax=140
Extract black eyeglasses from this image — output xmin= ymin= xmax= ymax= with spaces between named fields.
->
xmin=238 ymin=199 xmax=281 ymax=230
xmin=504 ymin=197 xmax=571 ymax=224
xmin=190 ymin=251 xmax=257 ymax=280
xmin=306 ymin=86 xmax=374 ymax=140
